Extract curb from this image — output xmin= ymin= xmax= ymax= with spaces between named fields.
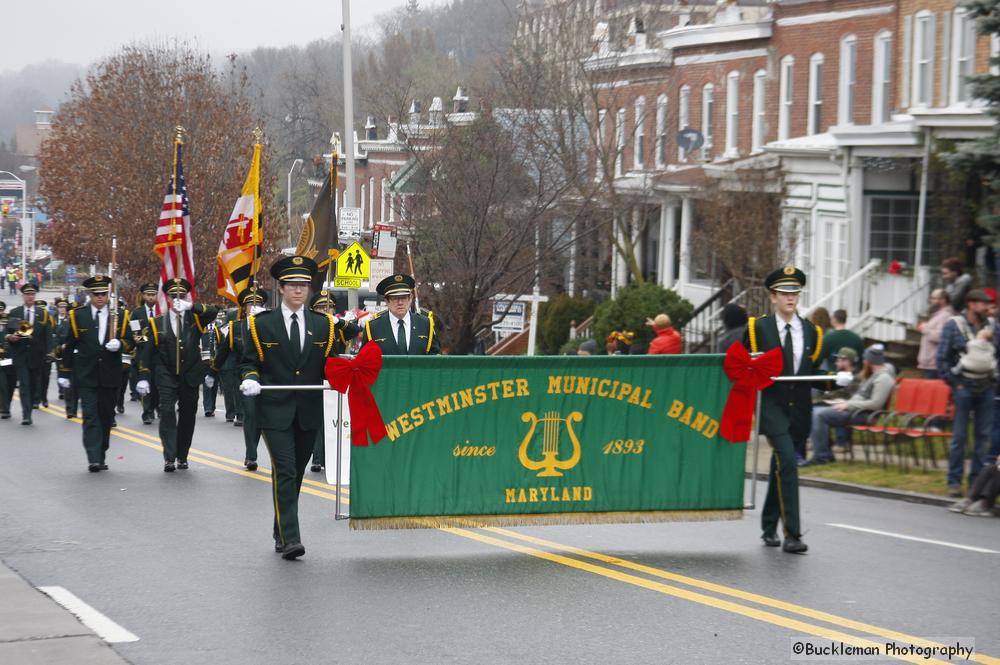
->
xmin=745 ymin=471 xmax=953 ymax=507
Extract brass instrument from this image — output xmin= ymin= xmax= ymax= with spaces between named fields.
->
xmin=16 ymin=319 xmax=33 ymax=338
xmin=46 ymin=343 xmax=64 ymax=363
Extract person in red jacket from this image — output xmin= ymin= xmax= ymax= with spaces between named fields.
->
xmin=646 ymin=314 xmax=682 ymax=354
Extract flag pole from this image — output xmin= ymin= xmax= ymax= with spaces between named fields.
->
xmin=252 ymin=127 xmax=264 ymax=291
xmin=172 ymin=126 xmax=185 ymax=376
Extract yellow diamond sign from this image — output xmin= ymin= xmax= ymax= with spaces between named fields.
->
xmin=333 ymin=241 xmax=370 ymax=289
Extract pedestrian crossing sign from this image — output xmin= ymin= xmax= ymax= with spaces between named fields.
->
xmin=333 ymin=241 xmax=370 ymax=289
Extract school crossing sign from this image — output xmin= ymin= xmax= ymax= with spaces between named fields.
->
xmin=333 ymin=241 xmax=371 ymax=289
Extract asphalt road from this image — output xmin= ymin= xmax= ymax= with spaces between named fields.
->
xmin=1 ymin=387 xmax=998 ymax=665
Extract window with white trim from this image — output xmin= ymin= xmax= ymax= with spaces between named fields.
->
xmin=678 ymin=85 xmax=690 ymax=160
xmin=872 ymin=31 xmax=893 ymax=124
xmin=808 ymin=54 xmax=824 ymax=135
xmin=633 ymin=96 xmax=646 ymax=169
xmin=912 ymin=11 xmax=936 ymax=107
xmin=615 ymin=108 xmax=625 ymax=176
xmin=725 ymin=71 xmax=739 ymax=156
xmin=952 ymin=9 xmax=977 ymax=104
xmin=752 ymin=70 xmax=766 ymax=152
xmin=778 ymin=56 xmax=794 ymax=140
xmin=702 ymin=83 xmax=714 ymax=160
xmin=655 ymin=94 xmax=668 ymax=168
xmin=838 ymin=35 xmax=857 ymax=125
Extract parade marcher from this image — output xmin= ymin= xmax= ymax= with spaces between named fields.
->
xmin=936 ymin=289 xmax=1000 ymax=497
xmin=361 ymin=274 xmax=441 ymax=356
xmin=213 ymin=307 xmax=242 ymax=425
xmin=131 ymin=283 xmax=160 ymax=425
xmin=35 ymin=299 xmax=53 ymax=407
xmin=744 ymin=266 xmax=823 ymax=554
xmin=239 ymin=256 xmax=346 ymax=560
xmin=307 ymin=288 xmax=360 ymax=473
xmin=136 ymin=278 xmax=218 ymax=472
xmin=113 ymin=296 xmax=131 ymax=418
xmin=0 ymin=308 xmax=10 ymax=419
xmin=4 ymin=283 xmax=52 ymax=424
xmin=202 ymin=310 xmax=226 ymax=417
xmin=55 ymin=275 xmax=133 ymax=472
xmin=216 ymin=287 xmax=268 ymax=471
xmin=52 ymin=298 xmax=78 ymax=419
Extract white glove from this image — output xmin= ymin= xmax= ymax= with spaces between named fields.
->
xmin=136 ymin=380 xmax=150 ymax=396
xmin=835 ymin=371 xmax=854 ymax=387
xmin=104 ymin=338 xmax=121 ymax=352
xmin=240 ymin=379 xmax=261 ymax=396
xmin=342 ymin=310 xmax=357 ymax=322
xmin=205 ymin=376 xmax=215 ymax=388
xmin=57 ymin=377 xmax=71 ymax=389
xmin=172 ymin=298 xmax=193 ymax=312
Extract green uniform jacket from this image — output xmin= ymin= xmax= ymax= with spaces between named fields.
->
xmin=5 ymin=305 xmax=52 ymax=369
xmin=361 ymin=311 xmax=440 ymax=355
xmin=214 ymin=315 xmax=247 ymax=371
xmin=745 ymin=314 xmax=823 ymax=441
xmin=137 ymin=304 xmax=218 ymax=388
xmin=239 ymin=308 xmax=341 ymax=431
xmin=58 ymin=306 xmax=133 ymax=388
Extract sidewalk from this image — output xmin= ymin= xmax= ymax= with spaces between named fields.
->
xmin=0 ymin=562 xmax=130 ymax=665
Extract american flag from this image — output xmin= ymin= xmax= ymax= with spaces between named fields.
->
xmin=154 ymin=140 xmax=197 ymax=313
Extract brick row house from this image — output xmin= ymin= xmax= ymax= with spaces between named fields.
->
xmin=575 ymin=0 xmax=996 ymax=335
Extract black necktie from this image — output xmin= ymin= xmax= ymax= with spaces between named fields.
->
xmin=783 ymin=323 xmax=794 ymax=375
xmin=290 ymin=312 xmax=301 ymax=360
xmin=397 ymin=319 xmax=407 ymax=354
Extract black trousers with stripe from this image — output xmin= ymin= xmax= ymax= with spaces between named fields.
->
xmin=262 ymin=415 xmax=315 ymax=547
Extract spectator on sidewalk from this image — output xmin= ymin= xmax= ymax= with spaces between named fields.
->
xmin=606 ymin=330 xmax=634 ymax=355
xmin=646 ymin=314 xmax=682 ymax=355
xmin=948 ymin=461 xmax=1000 ymax=517
xmin=917 ymin=289 xmax=956 ymax=379
xmin=937 ymin=288 xmax=1000 ymax=497
xmin=713 ymin=303 xmax=747 ymax=353
xmin=577 ymin=339 xmax=597 ymax=356
xmin=941 ymin=257 xmax=973 ymax=312
xmin=802 ymin=346 xmax=894 ymax=467
xmin=820 ymin=310 xmax=864 ymax=370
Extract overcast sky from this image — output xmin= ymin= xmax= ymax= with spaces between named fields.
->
xmin=5 ymin=0 xmax=415 ymax=72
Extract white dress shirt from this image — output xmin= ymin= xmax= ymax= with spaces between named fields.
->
xmin=92 ymin=306 xmax=108 ymax=344
xmin=774 ymin=313 xmax=804 ymax=373
xmin=391 ymin=311 xmax=411 ymax=351
xmin=280 ymin=303 xmax=306 ymax=352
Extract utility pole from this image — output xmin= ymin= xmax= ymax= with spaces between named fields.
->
xmin=341 ymin=0 xmax=358 ymax=311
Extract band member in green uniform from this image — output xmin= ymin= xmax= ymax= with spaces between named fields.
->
xmin=216 ymin=287 xmax=268 ymax=470
xmin=744 ymin=267 xmax=822 ymax=554
xmin=0 ymin=305 xmax=10 ymax=419
xmin=239 ymin=256 xmax=343 ymax=560
xmin=131 ymin=283 xmax=161 ymax=424
xmin=112 ymin=296 xmax=130 ymax=418
xmin=4 ymin=283 xmax=52 ymax=424
xmin=202 ymin=310 xmax=225 ymax=417
xmin=307 ymin=288 xmax=360 ymax=473
xmin=136 ymin=278 xmax=218 ymax=472
xmin=36 ymin=299 xmax=53 ymax=407
xmin=213 ymin=307 xmax=242 ymax=425
xmin=56 ymin=275 xmax=133 ymax=472
xmin=361 ymin=274 xmax=441 ymax=356
xmin=52 ymin=298 xmax=78 ymax=418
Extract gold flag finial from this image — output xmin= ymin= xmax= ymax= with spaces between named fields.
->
xmin=174 ymin=125 xmax=187 ymax=143
xmin=252 ymin=127 xmax=264 ymax=144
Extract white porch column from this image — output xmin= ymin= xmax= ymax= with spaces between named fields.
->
xmin=567 ymin=219 xmax=577 ymax=297
xmin=678 ymin=197 xmax=692 ymax=286
xmin=632 ymin=206 xmax=643 ymax=280
xmin=659 ymin=202 xmax=677 ymax=288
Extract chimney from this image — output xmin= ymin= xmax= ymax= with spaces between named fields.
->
xmin=365 ymin=115 xmax=378 ymax=140
xmin=627 ymin=16 xmax=646 ymax=50
xmin=429 ymin=97 xmax=444 ymax=127
xmin=409 ymin=99 xmax=422 ymax=127
xmin=718 ymin=0 xmax=741 ymax=24
xmin=453 ymin=86 xmax=469 ymax=113
xmin=675 ymin=0 xmax=691 ymax=28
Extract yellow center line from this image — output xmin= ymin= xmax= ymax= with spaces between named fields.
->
xmin=30 ymin=399 xmax=996 ymax=664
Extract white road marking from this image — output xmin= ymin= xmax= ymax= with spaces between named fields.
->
xmin=38 ymin=586 xmax=140 ymax=643
xmin=826 ymin=523 xmax=1000 ymax=554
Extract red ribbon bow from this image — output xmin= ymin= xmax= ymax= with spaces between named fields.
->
xmin=324 ymin=343 xmax=388 ymax=446
xmin=719 ymin=342 xmax=784 ymax=443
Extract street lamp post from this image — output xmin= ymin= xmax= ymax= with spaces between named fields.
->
xmin=287 ymin=159 xmax=304 ymax=247
xmin=19 ymin=166 xmax=36 ymax=266
xmin=0 ymin=170 xmax=27 ymax=274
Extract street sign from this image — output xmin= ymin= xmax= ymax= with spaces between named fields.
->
xmin=369 ymin=258 xmax=394 ymax=287
xmin=334 ymin=241 xmax=370 ymax=289
xmin=491 ymin=300 xmax=526 ymax=334
xmin=338 ymin=207 xmax=362 ymax=242
xmin=371 ymin=224 xmax=398 ymax=258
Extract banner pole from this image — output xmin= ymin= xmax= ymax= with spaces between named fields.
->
xmin=335 ymin=390 xmax=347 ymax=520
xmin=747 ymin=389 xmax=762 ymax=511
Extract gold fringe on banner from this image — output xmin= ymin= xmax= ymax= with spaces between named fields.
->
xmin=349 ymin=509 xmax=743 ymax=531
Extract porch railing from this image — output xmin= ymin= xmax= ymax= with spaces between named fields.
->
xmin=802 ymin=259 xmax=881 ymax=321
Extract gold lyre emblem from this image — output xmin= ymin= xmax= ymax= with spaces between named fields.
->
xmin=518 ymin=411 xmax=583 ymax=477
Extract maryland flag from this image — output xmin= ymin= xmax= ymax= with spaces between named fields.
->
xmin=217 ymin=141 xmax=262 ymax=304
xmin=295 ymin=153 xmax=338 ymax=289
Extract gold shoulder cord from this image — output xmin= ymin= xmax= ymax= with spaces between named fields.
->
xmin=364 ymin=317 xmax=373 ymax=344
xmin=119 ymin=309 xmax=131 ymax=338
xmin=69 ymin=309 xmax=79 ymax=339
xmin=248 ymin=314 xmax=264 ymax=362
xmin=810 ymin=324 xmax=823 ymax=364
xmin=193 ymin=313 xmax=206 ymax=334
xmin=150 ymin=317 xmax=160 ymax=346
xmin=426 ymin=311 xmax=435 ymax=354
xmin=324 ymin=313 xmax=336 ymax=356
xmin=747 ymin=317 xmax=758 ymax=354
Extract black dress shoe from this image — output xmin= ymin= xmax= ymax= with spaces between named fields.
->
xmin=281 ymin=542 xmax=305 ymax=560
xmin=274 ymin=539 xmax=283 ymax=553
xmin=21 ymin=418 xmax=31 ymax=425
xmin=177 ymin=460 xmax=189 ymax=470
xmin=99 ymin=463 xmax=109 ymax=470
xmin=88 ymin=463 xmax=102 ymax=472
xmin=0 ymin=413 xmax=10 ymax=419
xmin=42 ymin=401 xmax=49 ymax=408
xmin=310 ymin=464 xmax=323 ymax=473
xmin=110 ymin=419 xmax=117 ymax=428
xmin=226 ymin=416 xmax=234 ymax=422
xmin=116 ymin=405 xmax=124 ymax=414
xmin=245 ymin=460 xmax=258 ymax=471
xmin=233 ymin=419 xmax=243 ymax=427
xmin=204 ymin=411 xmax=214 ymax=417
xmin=762 ymin=533 xmax=781 ymax=547
xmin=66 ymin=412 xmax=76 ymax=419
xmin=782 ymin=536 xmax=808 ymax=554
xmin=142 ymin=417 xmax=153 ymax=425
xmin=164 ymin=461 xmax=176 ymax=472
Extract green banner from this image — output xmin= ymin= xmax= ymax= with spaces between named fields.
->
xmin=351 ymin=355 xmax=744 ymax=528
